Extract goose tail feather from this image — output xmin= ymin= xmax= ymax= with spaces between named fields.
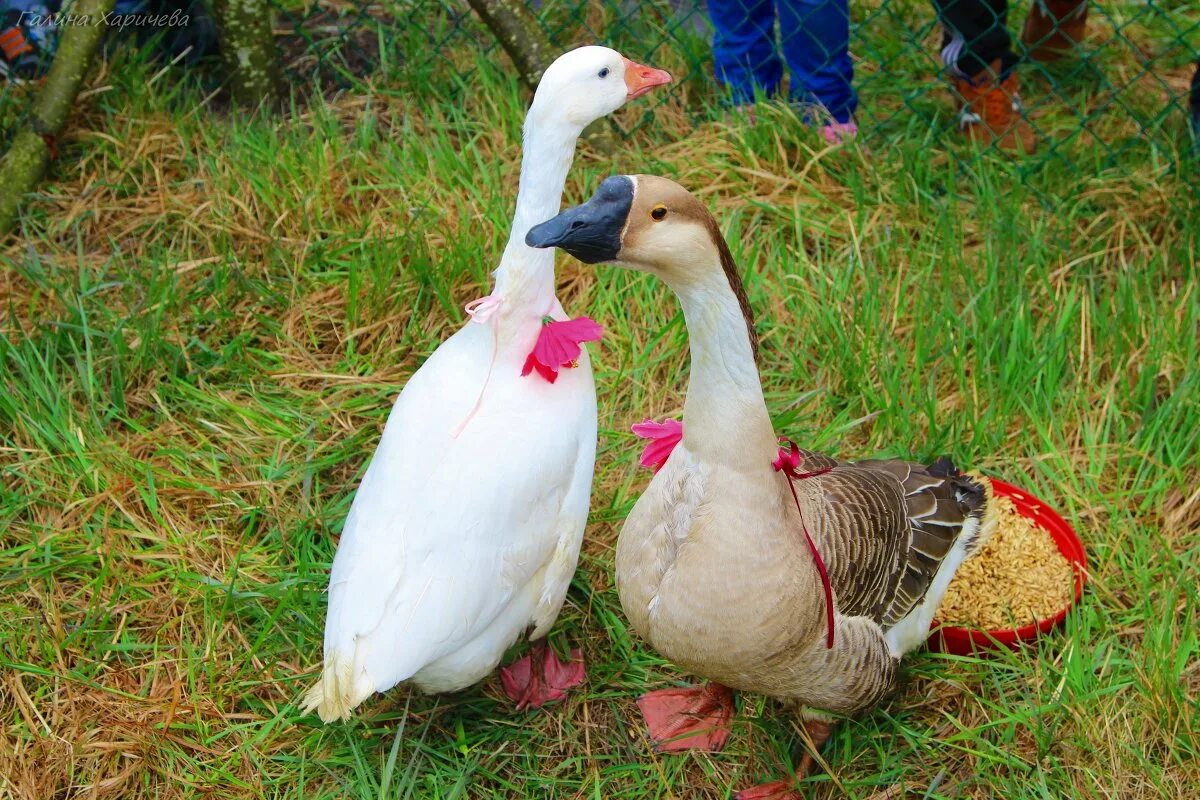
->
xmin=924 ymin=457 xmax=995 ymax=556
xmin=958 ymin=470 xmax=999 ymax=557
xmin=301 ymin=652 xmax=372 ymax=723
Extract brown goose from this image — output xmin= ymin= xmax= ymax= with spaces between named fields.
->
xmin=527 ymin=175 xmax=998 ymax=798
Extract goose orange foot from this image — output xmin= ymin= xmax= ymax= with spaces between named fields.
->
xmin=732 ymin=779 xmax=803 ymax=800
xmin=636 ymin=682 xmax=736 ymax=752
xmin=500 ymin=640 xmax=585 ymax=710
xmin=732 ymin=718 xmax=834 ymax=799
xmin=795 ymin=718 xmax=834 ymax=776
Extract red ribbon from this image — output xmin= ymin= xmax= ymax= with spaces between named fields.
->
xmin=772 ymin=439 xmax=835 ymax=649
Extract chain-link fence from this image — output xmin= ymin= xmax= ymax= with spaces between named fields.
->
xmin=1 ymin=0 xmax=1195 ymax=193
xmin=268 ymin=0 xmax=1199 ymax=184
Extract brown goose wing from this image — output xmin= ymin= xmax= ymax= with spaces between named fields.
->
xmin=801 ymin=462 xmax=908 ymax=622
xmin=799 ymin=453 xmax=985 ymax=626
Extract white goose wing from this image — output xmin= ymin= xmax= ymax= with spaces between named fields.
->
xmin=307 ymin=321 xmax=594 ymax=719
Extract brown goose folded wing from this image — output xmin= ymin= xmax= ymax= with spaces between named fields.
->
xmin=798 ymin=453 xmax=987 ymax=628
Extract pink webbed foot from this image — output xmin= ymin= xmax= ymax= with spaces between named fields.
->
xmin=731 ymin=717 xmax=833 ymax=798
xmin=636 ymin=682 xmax=736 ymax=752
xmin=732 ymin=779 xmax=803 ymax=800
xmin=499 ymin=640 xmax=585 ymax=710
xmin=796 ymin=718 xmax=834 ymax=776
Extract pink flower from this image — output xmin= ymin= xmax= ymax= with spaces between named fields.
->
xmin=521 ymin=316 xmax=604 ymax=384
xmin=631 ymin=418 xmax=683 ymax=472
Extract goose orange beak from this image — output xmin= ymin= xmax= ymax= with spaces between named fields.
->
xmin=623 ymin=58 xmax=672 ymax=100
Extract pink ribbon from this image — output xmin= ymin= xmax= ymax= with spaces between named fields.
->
xmin=452 ymin=294 xmax=504 ymax=437
xmin=774 ymin=439 xmax=836 ymax=649
xmin=465 ymin=294 xmax=503 ymax=323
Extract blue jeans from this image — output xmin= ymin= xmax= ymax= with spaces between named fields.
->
xmin=0 ymin=0 xmax=52 ymax=11
xmin=708 ymin=0 xmax=857 ymax=123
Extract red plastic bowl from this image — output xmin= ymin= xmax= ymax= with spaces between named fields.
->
xmin=927 ymin=478 xmax=1087 ymax=655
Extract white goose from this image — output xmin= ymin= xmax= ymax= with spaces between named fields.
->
xmin=303 ymin=48 xmax=671 ymax=721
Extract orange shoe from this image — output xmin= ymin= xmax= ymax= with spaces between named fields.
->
xmin=952 ymin=61 xmax=1038 ymax=154
xmin=1022 ymin=0 xmax=1089 ymax=62
xmin=0 ymin=12 xmax=42 ymax=82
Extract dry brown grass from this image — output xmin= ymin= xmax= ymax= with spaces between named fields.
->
xmin=2 ymin=19 xmax=1199 ymax=800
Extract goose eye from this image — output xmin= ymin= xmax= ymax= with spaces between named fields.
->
xmin=650 ymin=205 xmax=668 ymax=221
xmin=598 ymin=67 xmax=610 ymax=79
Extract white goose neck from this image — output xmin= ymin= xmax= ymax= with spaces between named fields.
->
xmin=491 ymin=104 xmax=584 ymax=313
xmin=670 ymin=268 xmax=776 ymax=467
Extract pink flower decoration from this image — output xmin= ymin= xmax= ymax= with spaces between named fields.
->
xmin=521 ymin=316 xmax=604 ymax=384
xmin=631 ymin=418 xmax=683 ymax=472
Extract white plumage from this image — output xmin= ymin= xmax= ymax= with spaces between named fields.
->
xmin=303 ymin=47 xmax=670 ymax=721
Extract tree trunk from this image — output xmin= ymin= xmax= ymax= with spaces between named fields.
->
xmin=464 ymin=0 xmax=553 ymax=92
xmin=465 ymin=0 xmax=615 ymax=151
xmin=213 ymin=0 xmax=284 ymax=109
xmin=0 ymin=0 xmax=116 ymax=239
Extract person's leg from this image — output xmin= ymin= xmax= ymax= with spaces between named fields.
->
xmin=932 ymin=0 xmax=1034 ymax=152
xmin=708 ymin=0 xmax=783 ymax=103
xmin=0 ymin=0 xmax=56 ymax=80
xmin=1021 ymin=0 xmax=1089 ymax=62
xmin=0 ymin=0 xmax=54 ymax=13
xmin=934 ymin=0 xmax=1016 ymax=80
xmin=777 ymin=0 xmax=857 ymax=124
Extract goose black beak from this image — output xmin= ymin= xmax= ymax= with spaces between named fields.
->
xmin=526 ymin=175 xmax=634 ymax=264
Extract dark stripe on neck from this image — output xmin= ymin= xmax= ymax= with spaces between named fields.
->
xmin=704 ymin=216 xmax=759 ymax=363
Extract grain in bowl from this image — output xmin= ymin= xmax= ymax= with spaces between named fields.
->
xmin=937 ymin=489 xmax=1077 ymax=631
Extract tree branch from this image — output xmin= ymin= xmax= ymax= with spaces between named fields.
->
xmin=0 ymin=0 xmax=116 ymax=239
xmin=213 ymin=0 xmax=284 ymax=110
xmin=464 ymin=0 xmax=615 ymax=151
xmin=464 ymin=0 xmax=553 ymax=92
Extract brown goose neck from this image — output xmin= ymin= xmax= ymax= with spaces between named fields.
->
xmin=705 ymin=216 xmax=759 ymax=363
xmin=670 ymin=254 xmax=775 ymax=465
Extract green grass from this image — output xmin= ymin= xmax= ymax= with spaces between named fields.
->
xmin=2 ymin=32 xmax=1199 ymax=800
